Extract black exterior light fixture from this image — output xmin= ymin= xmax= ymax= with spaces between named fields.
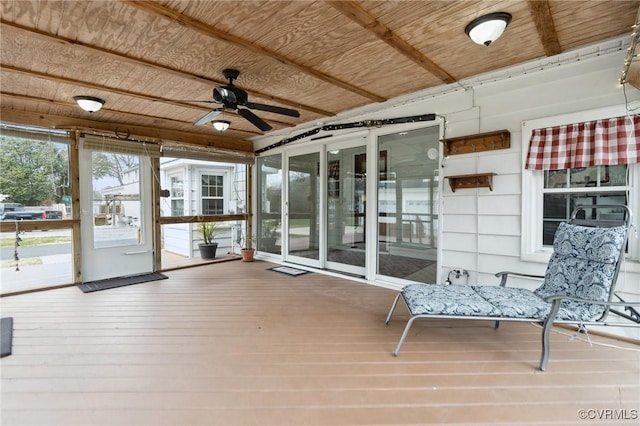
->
xmin=465 ymin=12 xmax=512 ymax=46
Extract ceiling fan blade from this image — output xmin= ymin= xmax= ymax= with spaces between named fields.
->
xmin=170 ymin=100 xmax=217 ymax=103
xmin=193 ymin=108 xmax=223 ymax=126
xmin=245 ymin=102 xmax=300 ymax=118
xmin=238 ymin=108 xmax=272 ymax=132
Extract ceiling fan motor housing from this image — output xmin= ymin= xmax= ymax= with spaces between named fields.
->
xmin=213 ymin=85 xmax=248 ymax=105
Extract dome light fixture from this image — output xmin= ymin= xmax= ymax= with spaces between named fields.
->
xmin=465 ymin=12 xmax=512 ymax=46
xmin=73 ymin=96 xmax=105 ymax=113
xmin=212 ymin=120 xmax=231 ymax=132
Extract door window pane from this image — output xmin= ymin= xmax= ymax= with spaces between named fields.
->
xmin=326 ymin=147 xmax=366 ymax=268
xmin=288 ymin=152 xmax=320 ymax=260
xmin=257 ymin=155 xmax=282 ymax=255
xmin=377 ymin=127 xmax=440 ymax=283
xmin=91 ymin=152 xmax=142 ymax=248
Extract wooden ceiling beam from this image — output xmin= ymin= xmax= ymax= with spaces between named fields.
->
xmin=527 ymin=0 xmax=562 ymax=56
xmin=0 ymin=108 xmax=255 ymax=153
xmin=0 ymin=65 xmax=296 ymax=130
xmin=2 ymin=64 xmax=215 ymax=111
xmin=124 ymin=0 xmax=386 ymax=103
xmin=0 ymin=20 xmax=333 ymax=117
xmin=0 ymin=92 xmax=263 ymax=138
xmin=326 ymin=1 xmax=456 ymax=84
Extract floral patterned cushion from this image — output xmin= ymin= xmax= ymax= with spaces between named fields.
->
xmin=550 ymin=222 xmax=627 ymax=265
xmin=402 ymin=284 xmax=501 ymax=317
xmin=471 ymin=286 xmax=549 ymax=319
xmin=534 ymin=222 xmax=627 ymax=320
xmin=401 ymin=222 xmax=626 ymax=323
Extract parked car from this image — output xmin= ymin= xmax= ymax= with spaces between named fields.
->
xmin=0 ymin=203 xmax=63 ymax=220
xmin=43 ymin=210 xmax=63 ymax=219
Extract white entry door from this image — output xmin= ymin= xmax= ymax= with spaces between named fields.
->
xmin=79 ymin=138 xmax=153 ymax=282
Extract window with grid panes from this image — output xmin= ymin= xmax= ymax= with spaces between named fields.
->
xmin=169 ymin=174 xmax=184 ymax=216
xmin=542 ymin=165 xmax=628 ymax=245
xmin=201 ymin=174 xmax=224 ymax=214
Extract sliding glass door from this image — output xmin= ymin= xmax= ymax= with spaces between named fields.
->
xmin=376 ymin=126 xmax=440 ymax=283
xmin=256 ymin=154 xmax=283 ymax=255
xmin=262 ymin=125 xmax=440 ymax=284
xmin=285 ymin=149 xmax=321 ymax=268
xmin=325 ymin=141 xmax=367 ymax=276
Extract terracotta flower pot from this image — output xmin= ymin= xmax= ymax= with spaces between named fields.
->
xmin=241 ymin=248 xmax=255 ymax=262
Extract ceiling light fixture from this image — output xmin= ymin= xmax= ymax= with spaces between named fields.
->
xmin=465 ymin=12 xmax=512 ymax=46
xmin=73 ymin=96 xmax=105 ymax=113
xmin=212 ymin=120 xmax=231 ymax=132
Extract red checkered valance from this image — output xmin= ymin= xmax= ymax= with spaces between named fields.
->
xmin=525 ymin=115 xmax=640 ymax=170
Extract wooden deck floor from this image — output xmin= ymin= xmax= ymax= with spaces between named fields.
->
xmin=1 ymin=260 xmax=639 ymax=425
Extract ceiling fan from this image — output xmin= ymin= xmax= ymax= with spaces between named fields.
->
xmin=193 ymin=69 xmax=300 ymax=132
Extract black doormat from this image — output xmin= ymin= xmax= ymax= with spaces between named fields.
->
xmin=1 ymin=317 xmax=13 ymax=358
xmin=269 ymin=266 xmax=310 ymax=277
xmin=79 ymin=272 xmax=168 ymax=293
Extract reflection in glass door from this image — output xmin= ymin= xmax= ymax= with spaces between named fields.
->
xmin=286 ymin=151 xmax=320 ymax=266
xmin=326 ymin=145 xmax=366 ymax=275
xmin=257 ymin=154 xmax=282 ymax=255
xmin=377 ymin=126 xmax=440 ymax=283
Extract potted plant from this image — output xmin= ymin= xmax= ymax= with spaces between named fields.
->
xmin=197 ymin=221 xmax=219 ymax=259
xmin=240 ymin=231 xmax=256 ymax=262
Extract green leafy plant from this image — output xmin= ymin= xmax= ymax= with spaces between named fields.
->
xmin=259 ymin=219 xmax=279 ymax=251
xmin=260 ymin=219 xmax=279 ymax=239
xmin=198 ymin=222 xmax=218 ymax=245
xmin=241 ymin=232 xmax=256 ymax=250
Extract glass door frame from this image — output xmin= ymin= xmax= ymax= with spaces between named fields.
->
xmin=283 ymin=145 xmax=324 ymax=269
xmin=367 ymin=120 xmax=444 ymax=285
xmin=324 ymin=135 xmax=368 ymax=277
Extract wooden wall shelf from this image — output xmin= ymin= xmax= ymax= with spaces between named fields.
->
xmin=446 ymin=173 xmax=496 ymax=192
xmin=442 ymin=130 xmax=510 ymax=156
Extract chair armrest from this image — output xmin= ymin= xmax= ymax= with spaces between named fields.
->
xmin=544 ymin=295 xmax=640 ymax=324
xmin=494 ymin=271 xmax=545 ymax=287
xmin=545 ymin=294 xmax=640 ymax=306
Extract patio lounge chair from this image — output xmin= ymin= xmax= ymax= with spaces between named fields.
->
xmin=385 ymin=205 xmax=640 ymax=370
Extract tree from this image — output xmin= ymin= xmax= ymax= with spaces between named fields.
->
xmin=0 ymin=137 xmax=69 ymax=205
xmin=92 ymin=153 xmax=137 ymax=186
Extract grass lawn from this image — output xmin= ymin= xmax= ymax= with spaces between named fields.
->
xmin=0 ymin=235 xmax=71 ymax=248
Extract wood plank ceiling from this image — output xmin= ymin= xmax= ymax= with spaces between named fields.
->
xmin=1 ymin=1 xmax=638 ymax=152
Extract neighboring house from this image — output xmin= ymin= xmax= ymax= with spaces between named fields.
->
xmin=96 ymin=167 xmax=142 ymax=227
xmin=159 ymin=158 xmax=247 ymax=258
xmin=94 ymin=158 xmax=246 ymax=259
